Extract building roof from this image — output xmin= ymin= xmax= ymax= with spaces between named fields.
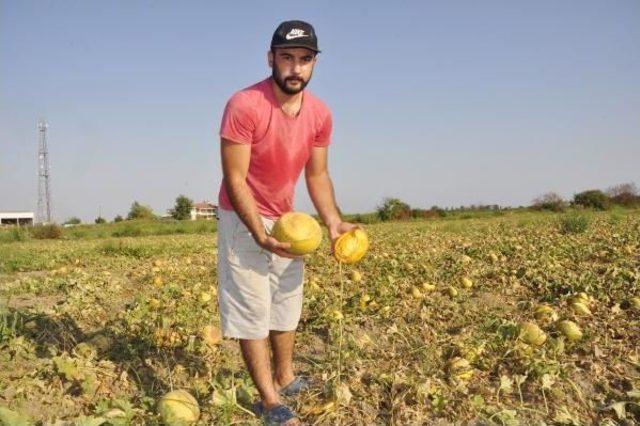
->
xmin=0 ymin=211 xmax=35 ymax=219
xmin=193 ymin=201 xmax=217 ymax=210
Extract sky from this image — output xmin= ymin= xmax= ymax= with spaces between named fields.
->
xmin=1 ymin=0 xmax=639 ymax=222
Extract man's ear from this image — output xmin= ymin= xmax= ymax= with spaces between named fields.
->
xmin=267 ymin=50 xmax=274 ymax=68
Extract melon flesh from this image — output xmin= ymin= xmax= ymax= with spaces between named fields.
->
xmin=334 ymin=229 xmax=369 ymax=264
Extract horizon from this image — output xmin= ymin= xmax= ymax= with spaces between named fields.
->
xmin=2 ymin=1 xmax=639 ymax=223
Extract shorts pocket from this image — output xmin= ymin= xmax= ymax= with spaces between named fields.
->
xmin=231 ymin=221 xmax=261 ymax=254
xmin=229 ymin=219 xmax=269 ymax=273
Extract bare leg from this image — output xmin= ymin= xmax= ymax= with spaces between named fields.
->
xmin=240 ymin=337 xmax=300 ymax=425
xmin=269 ymin=330 xmax=296 ymax=390
xmin=239 ymin=338 xmax=280 ymax=408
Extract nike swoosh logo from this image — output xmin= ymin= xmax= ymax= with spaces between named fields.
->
xmin=285 ymin=34 xmax=308 ymax=40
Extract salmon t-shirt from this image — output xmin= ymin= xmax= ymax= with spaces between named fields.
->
xmin=218 ymin=78 xmax=332 ymax=219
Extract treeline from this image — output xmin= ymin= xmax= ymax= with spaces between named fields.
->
xmin=1 ymin=217 xmax=216 ymax=243
xmin=0 ymin=195 xmax=208 ymax=243
xmin=532 ymin=183 xmax=640 ymax=212
xmin=348 ymin=182 xmax=639 ymax=224
xmin=64 ymin=195 xmax=195 ymax=226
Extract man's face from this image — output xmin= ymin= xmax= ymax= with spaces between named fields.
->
xmin=268 ymin=47 xmax=317 ymax=95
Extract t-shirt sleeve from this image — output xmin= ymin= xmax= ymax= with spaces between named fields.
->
xmin=219 ymin=93 xmax=256 ymax=144
xmin=313 ymin=110 xmax=332 ymax=147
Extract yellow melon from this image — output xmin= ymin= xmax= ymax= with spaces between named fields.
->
xmin=157 ymin=389 xmax=200 ymax=425
xmin=201 ymin=325 xmax=222 ymax=347
xmin=334 ymin=228 xmax=369 ymax=264
xmin=271 ymin=212 xmax=322 ymax=255
xmin=534 ymin=305 xmax=558 ymax=323
xmin=422 ymin=283 xmax=436 ymax=292
xmin=557 ymin=320 xmax=582 ymax=341
xmin=519 ymin=321 xmax=547 ymax=346
xmin=460 ymin=277 xmax=473 ymax=288
xmin=447 ymin=357 xmax=473 ymax=380
xmin=349 ymin=270 xmax=363 ymax=282
xmin=570 ymin=301 xmax=592 ymax=316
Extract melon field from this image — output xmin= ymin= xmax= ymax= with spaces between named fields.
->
xmin=1 ymin=210 xmax=639 ymax=425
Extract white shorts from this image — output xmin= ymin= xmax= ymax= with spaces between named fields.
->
xmin=217 ymin=209 xmax=304 ymax=340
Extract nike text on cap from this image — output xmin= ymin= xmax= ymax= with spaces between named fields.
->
xmin=271 ymin=20 xmax=321 ymax=53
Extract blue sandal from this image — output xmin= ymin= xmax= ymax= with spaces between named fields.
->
xmin=251 ymin=377 xmax=311 ymax=419
xmin=252 ymin=400 xmax=266 ymax=417
xmin=279 ymin=376 xmax=312 ymax=397
xmin=262 ymin=404 xmax=299 ymax=425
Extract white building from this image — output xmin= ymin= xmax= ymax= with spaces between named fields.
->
xmin=190 ymin=202 xmax=217 ymax=220
xmin=0 ymin=211 xmax=35 ymax=226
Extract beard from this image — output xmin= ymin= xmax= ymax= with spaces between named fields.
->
xmin=272 ymin=66 xmax=311 ymax=95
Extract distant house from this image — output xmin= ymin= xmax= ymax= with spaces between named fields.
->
xmin=190 ymin=201 xmax=218 ymax=220
xmin=0 ymin=211 xmax=35 ymax=226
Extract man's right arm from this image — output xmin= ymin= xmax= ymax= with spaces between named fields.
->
xmin=221 ymin=138 xmax=295 ymax=258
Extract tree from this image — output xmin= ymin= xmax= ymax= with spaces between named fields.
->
xmin=127 ymin=201 xmax=155 ymax=220
xmin=64 ymin=217 xmax=81 ymax=225
xmin=531 ymin=192 xmax=566 ymax=212
xmin=606 ymin=182 xmax=640 ymax=207
xmin=95 ymin=216 xmax=106 ymax=224
xmin=377 ymin=198 xmax=411 ymax=221
xmin=171 ymin=195 xmax=193 ymax=220
xmin=430 ymin=206 xmax=447 ymax=217
xmin=114 ymin=215 xmax=124 ymax=223
xmin=573 ymin=190 xmax=610 ymax=210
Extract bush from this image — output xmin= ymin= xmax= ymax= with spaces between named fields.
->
xmin=573 ymin=190 xmax=610 ymax=210
xmin=410 ymin=209 xmax=440 ymax=219
xmin=430 ymin=206 xmax=447 ymax=218
xmin=607 ymin=183 xmax=640 ymax=207
xmin=30 ymin=224 xmax=64 ymax=239
xmin=114 ymin=215 xmax=124 ymax=223
xmin=127 ymin=201 xmax=155 ymax=220
xmin=64 ymin=217 xmax=81 ymax=225
xmin=531 ymin=192 xmax=566 ymax=212
xmin=95 ymin=217 xmax=107 ymax=224
xmin=610 ymin=193 xmax=640 ymax=207
xmin=377 ymin=198 xmax=411 ymax=221
xmin=559 ymin=214 xmax=589 ymax=235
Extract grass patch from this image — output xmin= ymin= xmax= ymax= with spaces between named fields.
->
xmin=0 ymin=220 xmax=216 ymax=243
xmin=559 ymin=213 xmax=590 ymax=234
xmin=98 ymin=241 xmax=158 ymax=258
xmin=64 ymin=220 xmax=217 ymax=240
xmin=0 ymin=227 xmax=31 ymax=243
xmin=112 ymin=224 xmax=143 ymax=238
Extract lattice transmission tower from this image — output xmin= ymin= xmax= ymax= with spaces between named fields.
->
xmin=37 ymin=120 xmax=52 ymax=224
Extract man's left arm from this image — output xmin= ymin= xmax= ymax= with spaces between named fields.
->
xmin=305 ymin=146 xmax=358 ymax=247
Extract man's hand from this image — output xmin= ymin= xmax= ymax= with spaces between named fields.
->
xmin=328 ymin=221 xmax=360 ymax=253
xmin=256 ymin=234 xmax=302 ymax=259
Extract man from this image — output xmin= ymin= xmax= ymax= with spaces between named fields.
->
xmin=217 ymin=20 xmax=356 ymax=425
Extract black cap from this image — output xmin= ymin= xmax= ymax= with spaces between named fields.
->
xmin=271 ymin=20 xmax=321 ymax=53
